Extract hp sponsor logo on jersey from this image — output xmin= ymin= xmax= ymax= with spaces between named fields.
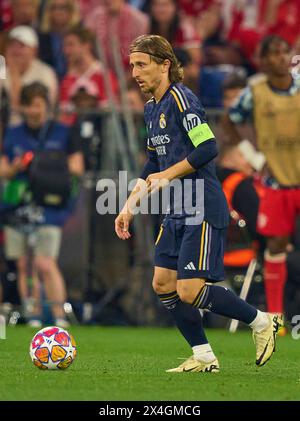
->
xmin=183 ymin=113 xmax=201 ymax=132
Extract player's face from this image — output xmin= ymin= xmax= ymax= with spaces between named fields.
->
xmin=130 ymin=52 xmax=165 ymax=94
xmin=263 ymin=41 xmax=291 ymax=77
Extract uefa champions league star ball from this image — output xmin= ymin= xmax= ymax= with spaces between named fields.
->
xmin=29 ymin=326 xmax=77 ymax=370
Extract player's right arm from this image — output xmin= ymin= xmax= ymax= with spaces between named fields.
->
xmin=115 ymin=138 xmax=159 ymax=240
xmin=115 ymin=178 xmax=147 ymax=240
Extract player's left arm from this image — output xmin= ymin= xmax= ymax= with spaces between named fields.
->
xmin=146 ymin=140 xmax=217 ymax=189
xmin=146 ymin=99 xmax=217 ymax=189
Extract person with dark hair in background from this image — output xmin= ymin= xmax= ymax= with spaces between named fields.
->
xmin=68 ymin=81 xmax=103 ymax=173
xmin=222 ymin=71 xmax=247 ymax=110
xmin=173 ymin=47 xmax=200 ymax=95
xmin=223 ymin=35 xmax=300 ymax=330
xmin=0 ymin=82 xmax=84 ymax=326
xmin=148 ymin=0 xmax=201 ymax=69
xmin=217 ymin=144 xmax=258 ymax=238
xmin=59 ymin=25 xmax=119 ymax=125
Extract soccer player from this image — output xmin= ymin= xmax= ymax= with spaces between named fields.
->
xmin=223 ymin=35 xmax=300 ymax=327
xmin=115 ymin=35 xmax=282 ymax=372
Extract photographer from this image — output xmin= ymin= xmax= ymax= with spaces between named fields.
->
xmin=0 ymin=82 xmax=84 ymax=326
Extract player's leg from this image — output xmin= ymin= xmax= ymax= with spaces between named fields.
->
xmin=179 ymin=277 xmax=283 ymax=366
xmin=153 ymin=219 xmax=218 ymax=372
xmin=154 ymin=266 xmax=206 ymax=348
xmin=177 ymin=221 xmax=282 ymax=366
xmin=153 ymin=267 xmax=218 ymax=373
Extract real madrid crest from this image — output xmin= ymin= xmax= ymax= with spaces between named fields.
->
xmin=159 ymin=113 xmax=167 ymax=129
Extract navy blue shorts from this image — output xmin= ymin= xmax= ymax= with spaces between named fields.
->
xmin=154 ymin=218 xmax=226 ymax=281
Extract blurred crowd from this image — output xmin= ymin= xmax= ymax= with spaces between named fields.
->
xmin=1 ymin=0 xmax=300 ymax=124
xmin=0 ymin=0 xmax=300 ymax=327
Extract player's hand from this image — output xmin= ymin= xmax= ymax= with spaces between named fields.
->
xmin=115 ymin=211 xmax=133 ymax=240
xmin=146 ymin=171 xmax=170 ymax=194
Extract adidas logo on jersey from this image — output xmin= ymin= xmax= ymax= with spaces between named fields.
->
xmin=184 ymin=262 xmax=196 ymax=270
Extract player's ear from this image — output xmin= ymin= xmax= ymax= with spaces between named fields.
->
xmin=162 ymin=59 xmax=171 ymax=73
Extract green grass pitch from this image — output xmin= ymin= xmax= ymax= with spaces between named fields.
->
xmin=0 ymin=326 xmax=299 ymax=401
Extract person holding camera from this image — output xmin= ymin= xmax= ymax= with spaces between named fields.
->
xmin=0 ymin=82 xmax=84 ymax=326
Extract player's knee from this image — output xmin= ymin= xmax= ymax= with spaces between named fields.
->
xmin=152 ymin=276 xmax=173 ymax=294
xmin=177 ymin=280 xmax=206 ymax=304
xmin=177 ymin=284 xmax=194 ymax=304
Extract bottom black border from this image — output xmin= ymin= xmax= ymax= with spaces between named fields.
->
xmin=0 ymin=401 xmax=298 ymax=417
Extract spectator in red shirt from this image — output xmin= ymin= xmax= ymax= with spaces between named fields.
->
xmin=59 ymin=26 xmax=119 ymax=124
xmin=223 ymin=0 xmax=265 ymax=66
xmin=266 ymin=0 xmax=300 ymax=47
xmin=179 ymin=0 xmax=222 ymax=41
xmin=148 ymin=0 xmax=202 ymax=66
xmin=84 ymin=0 xmax=149 ymax=73
xmin=78 ymin=0 xmax=99 ymax=19
xmin=222 ymin=0 xmax=300 ymax=66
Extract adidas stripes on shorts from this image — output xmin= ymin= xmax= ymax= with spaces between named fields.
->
xmin=154 ymin=217 xmax=227 ymax=281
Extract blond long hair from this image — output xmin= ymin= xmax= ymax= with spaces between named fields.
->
xmin=130 ymin=35 xmax=184 ymax=83
xmin=40 ymin=0 xmax=80 ymax=33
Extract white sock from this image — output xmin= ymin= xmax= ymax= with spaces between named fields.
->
xmin=192 ymin=344 xmax=216 ymax=363
xmin=249 ymin=310 xmax=270 ymax=333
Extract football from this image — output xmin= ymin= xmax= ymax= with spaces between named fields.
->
xmin=29 ymin=326 xmax=77 ymax=370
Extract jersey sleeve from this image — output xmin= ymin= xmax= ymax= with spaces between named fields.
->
xmin=170 ymin=85 xmax=215 ymax=148
xmin=228 ymin=86 xmax=254 ymax=124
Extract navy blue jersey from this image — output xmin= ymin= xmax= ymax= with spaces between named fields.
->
xmin=144 ymin=83 xmax=229 ymax=229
